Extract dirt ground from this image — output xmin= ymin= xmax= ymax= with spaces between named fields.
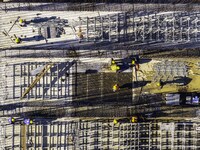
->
xmin=137 ymin=58 xmax=200 ymax=94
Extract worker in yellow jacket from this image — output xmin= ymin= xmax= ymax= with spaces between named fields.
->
xmin=15 ymin=37 xmax=21 ymax=44
xmin=113 ymin=84 xmax=119 ymax=92
xmin=19 ymin=17 xmax=25 ymax=26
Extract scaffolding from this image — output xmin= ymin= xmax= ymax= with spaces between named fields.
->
xmin=75 ymin=11 xmax=200 ymax=43
xmin=0 ymin=120 xmax=200 ymax=149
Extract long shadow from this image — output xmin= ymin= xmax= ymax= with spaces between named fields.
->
xmin=120 ymin=81 xmax=151 ymax=89
xmin=4 ymin=37 xmax=200 ymax=59
xmin=1 ymin=93 xmax=197 ymax=118
xmin=164 ymin=77 xmax=192 ymax=86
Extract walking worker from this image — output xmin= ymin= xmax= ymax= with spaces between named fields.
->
xmin=113 ymin=84 xmax=119 ymax=92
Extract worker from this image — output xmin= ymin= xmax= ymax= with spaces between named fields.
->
xmin=15 ymin=37 xmax=21 ymax=44
xmin=156 ymin=80 xmax=163 ymax=88
xmin=111 ymin=64 xmax=120 ymax=72
xmin=156 ymin=82 xmax=161 ymax=87
xmin=111 ymin=58 xmax=116 ymax=65
xmin=113 ymin=119 xmax=118 ymax=125
xmin=131 ymin=117 xmax=137 ymax=123
xmin=30 ymin=119 xmax=33 ymax=124
xmin=132 ymin=59 xmax=135 ymax=66
xmin=77 ymin=27 xmax=83 ymax=43
xmin=19 ymin=18 xmax=25 ymax=26
xmin=8 ymin=117 xmax=15 ymax=124
xmin=24 ymin=118 xmax=33 ymax=125
xmin=113 ymin=84 xmax=119 ymax=92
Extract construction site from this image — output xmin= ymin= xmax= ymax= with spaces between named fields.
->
xmin=1 ymin=1 xmax=200 ymax=150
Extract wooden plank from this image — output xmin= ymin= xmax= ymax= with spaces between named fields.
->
xmin=21 ymin=63 xmax=54 ymax=99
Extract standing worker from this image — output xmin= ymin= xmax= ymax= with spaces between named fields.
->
xmin=8 ymin=117 xmax=15 ymax=124
xmin=113 ymin=119 xmax=118 ymax=125
xmin=111 ymin=58 xmax=116 ymax=65
xmin=111 ymin=64 xmax=120 ymax=72
xmin=111 ymin=58 xmax=121 ymax=72
xmin=113 ymin=84 xmax=119 ymax=92
xmin=19 ymin=17 xmax=25 ymax=26
xmin=156 ymin=80 xmax=163 ymax=89
xmin=15 ymin=37 xmax=21 ymax=44
xmin=14 ymin=34 xmax=21 ymax=44
xmin=132 ymin=59 xmax=136 ymax=66
xmin=77 ymin=27 xmax=83 ymax=43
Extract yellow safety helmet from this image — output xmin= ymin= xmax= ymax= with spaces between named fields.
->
xmin=132 ymin=60 xmax=135 ymax=65
xmin=131 ymin=117 xmax=137 ymax=123
xmin=19 ymin=18 xmax=23 ymax=24
xmin=111 ymin=64 xmax=120 ymax=71
xmin=113 ymin=85 xmax=117 ymax=91
xmin=30 ymin=120 xmax=33 ymax=124
xmin=15 ymin=38 xmax=21 ymax=44
xmin=156 ymin=82 xmax=161 ymax=87
xmin=113 ymin=84 xmax=119 ymax=92
xmin=11 ymin=118 xmax=15 ymax=122
xmin=113 ymin=119 xmax=118 ymax=125
xmin=111 ymin=60 xmax=115 ymax=64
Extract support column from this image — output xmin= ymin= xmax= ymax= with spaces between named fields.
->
xmin=12 ymin=124 xmax=14 ymax=150
xmin=86 ymin=17 xmax=89 ymax=42
xmin=57 ymin=63 xmax=59 ymax=99
xmin=109 ymin=16 xmax=111 ymax=42
xmin=116 ymin=13 xmax=119 ymax=42
xmin=13 ymin=64 xmax=15 ymax=99
xmin=101 ymin=16 xmax=103 ymax=41
xmin=27 ymin=63 xmax=30 ymax=99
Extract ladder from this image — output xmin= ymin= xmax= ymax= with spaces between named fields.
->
xmin=21 ymin=63 xmax=54 ymax=99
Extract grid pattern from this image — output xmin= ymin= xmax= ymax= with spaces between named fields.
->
xmin=153 ymin=60 xmax=188 ymax=81
xmin=1 ymin=121 xmax=200 ymax=150
xmin=3 ymin=61 xmax=75 ymax=100
xmin=77 ymin=11 xmax=200 ymax=42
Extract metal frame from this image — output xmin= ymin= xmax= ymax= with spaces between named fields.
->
xmin=1 ymin=121 xmax=200 ymax=150
xmin=74 ymin=11 xmax=200 ymax=43
xmin=3 ymin=61 xmax=75 ymax=100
